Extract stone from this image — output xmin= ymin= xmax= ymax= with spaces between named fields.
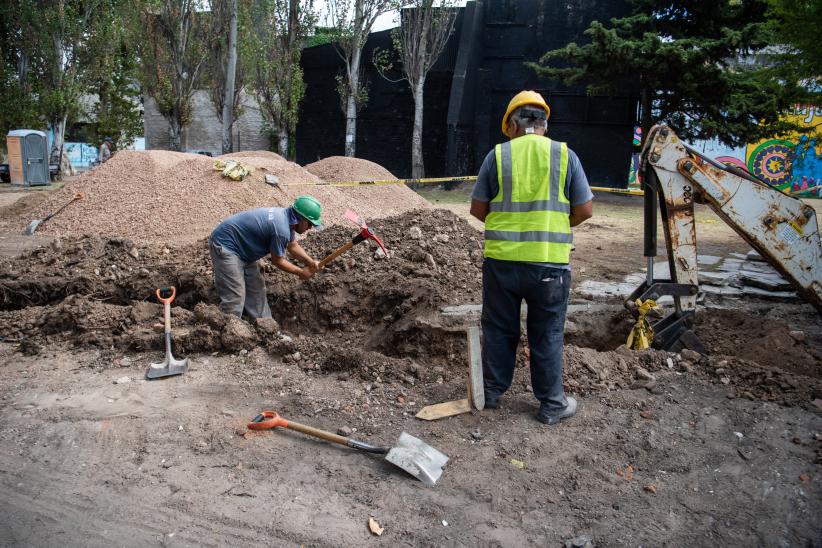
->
xmin=788 ymin=331 xmax=806 ymax=343
xmin=565 ymin=535 xmax=594 ymax=548
xmin=128 ymin=247 xmax=140 ymax=259
xmin=681 ymin=349 xmax=702 ymax=362
xmin=434 ymin=233 xmax=450 ymax=244
xmin=337 ymin=426 xmax=353 ymax=436
xmin=409 ymin=226 xmax=422 ymax=239
xmin=424 ymin=253 xmax=437 ymax=269
xmin=255 ymin=317 xmax=280 ymax=336
xmin=221 ymin=316 xmax=258 ymax=350
xmin=635 ymin=366 xmax=654 ymax=381
xmin=373 ymin=247 xmax=387 ymax=260
xmin=114 ymin=376 xmax=131 ymax=384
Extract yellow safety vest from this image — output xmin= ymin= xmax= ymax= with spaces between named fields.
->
xmin=484 ymin=134 xmax=572 ymax=263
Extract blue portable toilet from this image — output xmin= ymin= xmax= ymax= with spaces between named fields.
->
xmin=6 ymin=129 xmax=49 ymax=186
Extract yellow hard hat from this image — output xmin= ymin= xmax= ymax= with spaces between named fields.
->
xmin=501 ymin=90 xmax=551 ymax=137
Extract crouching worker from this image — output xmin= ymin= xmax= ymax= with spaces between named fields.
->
xmin=209 ymin=195 xmax=323 ymax=318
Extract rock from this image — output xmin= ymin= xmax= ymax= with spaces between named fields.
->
xmin=194 ymin=303 xmax=227 ymax=329
xmin=434 ymin=233 xmax=450 ymax=244
xmin=373 ymin=247 xmax=387 ymax=260
xmin=221 ymin=316 xmax=258 ymax=350
xmin=470 ymin=429 xmax=483 ymax=440
xmin=564 ymin=320 xmax=579 ymax=335
xmin=424 ymin=253 xmax=437 ymax=269
xmin=114 ymin=376 xmax=131 ymax=384
xmin=680 ymin=360 xmax=694 ymax=373
xmin=128 ymin=246 xmax=140 ymax=259
xmin=615 ymin=344 xmax=634 ymax=357
xmin=681 ymin=349 xmax=701 ymax=362
xmin=789 ymin=330 xmax=806 ymax=343
xmin=280 ymin=334 xmax=293 ymax=343
xmin=565 ymin=534 xmax=594 ymax=548
xmin=337 ymin=426 xmax=353 ymax=436
xmin=720 ymin=376 xmax=731 ymax=385
xmin=292 ymin=352 xmax=302 ymax=362
xmin=409 ymin=226 xmax=422 ymax=239
xmin=635 ymin=366 xmax=654 ymax=381
xmin=255 ymin=317 xmax=280 ymax=336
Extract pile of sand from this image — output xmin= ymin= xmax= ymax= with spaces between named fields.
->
xmin=12 ymin=150 xmax=431 ymax=243
xmin=304 ymin=156 xmax=396 ymax=182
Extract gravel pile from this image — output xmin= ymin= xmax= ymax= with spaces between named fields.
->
xmin=304 ymin=156 xmax=396 ymax=182
xmin=9 ymin=150 xmax=430 ymax=244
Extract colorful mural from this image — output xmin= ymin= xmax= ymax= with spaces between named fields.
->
xmin=628 ymin=105 xmax=822 ymax=198
xmin=745 ymin=104 xmax=822 ymax=198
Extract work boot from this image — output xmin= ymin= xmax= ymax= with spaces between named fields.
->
xmin=484 ymin=392 xmax=501 ymax=409
xmin=536 ymin=396 xmax=577 ymax=425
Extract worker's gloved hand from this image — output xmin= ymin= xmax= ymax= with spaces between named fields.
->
xmin=298 ymin=266 xmax=315 ymax=281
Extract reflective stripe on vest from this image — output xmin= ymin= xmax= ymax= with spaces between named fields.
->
xmin=484 ymin=134 xmax=572 ymax=263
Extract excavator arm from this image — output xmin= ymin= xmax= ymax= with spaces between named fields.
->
xmin=628 ymin=125 xmax=821 ymax=351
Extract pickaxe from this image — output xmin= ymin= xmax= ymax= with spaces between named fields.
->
xmin=319 ymin=210 xmax=387 ymax=268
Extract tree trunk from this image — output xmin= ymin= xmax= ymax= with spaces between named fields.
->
xmin=221 ymin=0 xmax=238 ymax=154
xmin=344 ymin=48 xmax=361 ymax=157
xmin=50 ymin=115 xmax=67 ymax=174
xmin=169 ymin=117 xmax=182 ymax=151
xmin=411 ymin=76 xmax=426 ymax=179
xmin=278 ymin=127 xmax=289 ymax=158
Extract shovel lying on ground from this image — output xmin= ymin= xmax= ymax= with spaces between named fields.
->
xmin=25 ymin=192 xmax=84 ymax=235
xmin=248 ymin=410 xmax=448 ymax=485
xmin=318 ymin=209 xmax=387 ymax=268
xmin=146 ymin=287 xmax=190 ymax=380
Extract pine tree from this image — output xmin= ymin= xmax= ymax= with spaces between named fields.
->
xmin=530 ymin=0 xmax=817 ymax=147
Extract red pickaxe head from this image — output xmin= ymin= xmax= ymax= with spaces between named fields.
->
xmin=344 ymin=209 xmax=387 ymax=256
xmin=318 ymin=210 xmax=388 ymax=269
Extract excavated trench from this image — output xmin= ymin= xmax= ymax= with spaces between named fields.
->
xmin=1 ymin=209 xmax=818 ymax=407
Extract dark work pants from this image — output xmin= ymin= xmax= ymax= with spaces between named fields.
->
xmin=481 ymin=258 xmax=571 ymax=411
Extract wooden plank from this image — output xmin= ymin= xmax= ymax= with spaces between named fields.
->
xmin=467 ymin=327 xmax=484 ymax=410
xmin=415 ymin=399 xmax=471 ymax=421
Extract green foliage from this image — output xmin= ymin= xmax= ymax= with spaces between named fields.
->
xmin=306 ymin=27 xmax=335 ymax=48
xmin=766 ymin=0 xmax=822 ymax=78
xmin=243 ymin=0 xmax=316 ymax=157
xmin=530 ymin=0 xmax=817 ymax=147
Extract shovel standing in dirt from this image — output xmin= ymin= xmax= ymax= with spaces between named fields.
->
xmin=318 ymin=209 xmax=387 ymax=268
xmin=248 ymin=410 xmax=448 ymax=485
xmin=25 ymin=192 xmax=84 ymax=235
xmin=146 ymin=287 xmax=190 ymax=380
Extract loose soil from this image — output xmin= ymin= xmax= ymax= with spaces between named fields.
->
xmin=0 ymin=184 xmax=819 ymax=546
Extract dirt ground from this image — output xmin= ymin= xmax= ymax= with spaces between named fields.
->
xmin=0 ymin=185 xmax=820 ymax=547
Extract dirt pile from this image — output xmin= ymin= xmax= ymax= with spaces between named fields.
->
xmin=5 ymin=150 xmax=430 ymax=243
xmin=304 ymin=156 xmax=396 ymax=182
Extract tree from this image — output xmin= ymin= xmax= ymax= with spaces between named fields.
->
xmin=765 ymin=0 xmax=822 ymax=106
xmin=83 ymin=10 xmax=143 ymax=148
xmin=205 ymin=0 xmax=243 ymax=154
xmin=133 ymin=0 xmax=210 ymax=151
xmin=0 ymin=1 xmax=42 ymax=148
xmin=529 ymin=0 xmax=815 ymax=148
xmin=374 ymin=2 xmax=456 ymax=177
xmin=245 ymin=0 xmax=316 ymax=158
xmin=327 ymin=0 xmax=398 ymax=157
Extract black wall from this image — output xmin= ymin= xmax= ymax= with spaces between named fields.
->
xmin=298 ymin=0 xmax=637 ymax=187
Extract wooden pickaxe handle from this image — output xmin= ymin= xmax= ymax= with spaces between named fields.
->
xmin=318 ymin=240 xmax=355 ymax=269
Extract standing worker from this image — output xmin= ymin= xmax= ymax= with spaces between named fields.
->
xmin=209 ymin=195 xmax=323 ymax=319
xmin=99 ymin=137 xmax=113 ymax=163
xmin=470 ymin=90 xmax=593 ymax=425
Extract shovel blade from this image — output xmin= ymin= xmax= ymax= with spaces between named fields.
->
xmin=385 ymin=432 xmax=449 ymax=486
xmin=24 ymin=220 xmax=41 ymax=236
xmin=146 ymin=357 xmax=189 ymax=380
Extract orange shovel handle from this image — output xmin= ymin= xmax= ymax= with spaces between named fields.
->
xmin=155 ymin=286 xmax=176 ymax=305
xmin=247 ymin=410 xmax=289 ymax=430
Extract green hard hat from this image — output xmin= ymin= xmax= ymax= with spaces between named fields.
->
xmin=292 ymin=195 xmax=322 ymax=226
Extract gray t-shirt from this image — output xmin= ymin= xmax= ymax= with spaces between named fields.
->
xmin=471 ymin=143 xmax=593 ymax=267
xmin=211 ymin=207 xmax=296 ymax=263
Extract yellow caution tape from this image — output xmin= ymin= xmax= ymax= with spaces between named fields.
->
xmin=626 ymin=298 xmax=660 ymax=351
xmin=286 ymin=174 xmax=645 ymax=196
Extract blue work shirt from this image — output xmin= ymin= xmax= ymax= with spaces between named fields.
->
xmin=211 ymin=207 xmax=297 ymax=263
xmin=471 ymin=142 xmax=594 ymax=268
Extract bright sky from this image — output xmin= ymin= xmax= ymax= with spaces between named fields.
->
xmin=316 ymin=1 xmax=468 ymax=32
